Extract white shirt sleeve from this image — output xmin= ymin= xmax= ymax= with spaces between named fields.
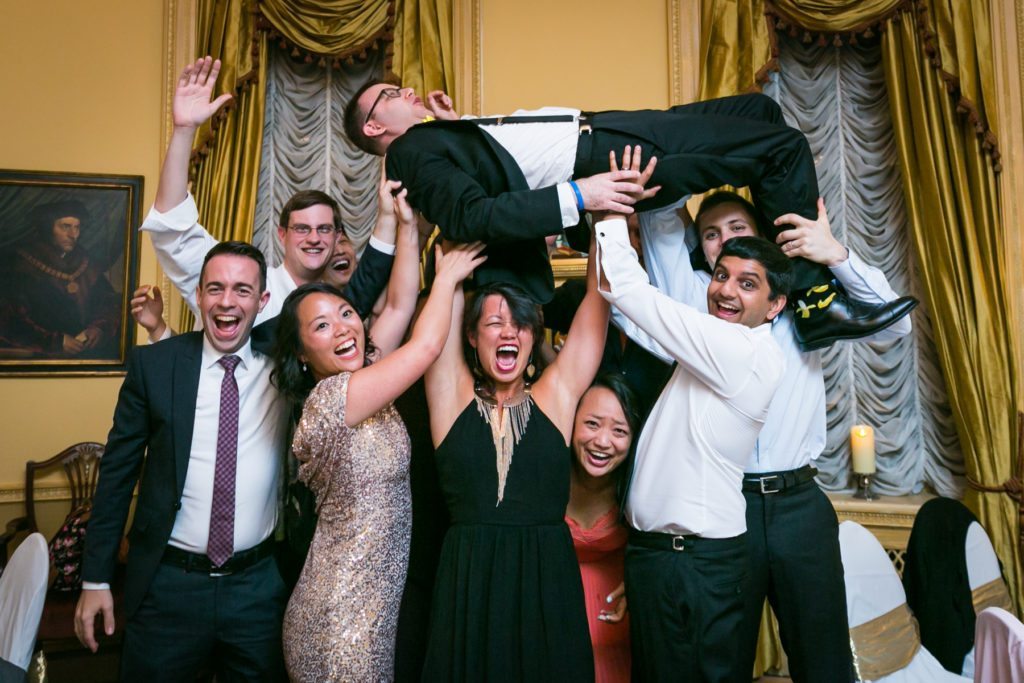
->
xmin=829 ymin=247 xmax=912 ymax=340
xmin=139 ymin=193 xmax=213 ymax=317
xmin=81 ymin=581 xmax=111 ymax=590
xmin=595 ymin=217 xmax=771 ymax=398
xmin=367 ymin=234 xmax=396 ymax=256
xmin=610 ymin=204 xmax=706 ymax=363
xmin=556 ymin=182 xmax=581 ymax=227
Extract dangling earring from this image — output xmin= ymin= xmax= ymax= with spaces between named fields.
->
xmin=302 ymin=361 xmax=308 ymax=373
xmin=526 ymin=353 xmax=535 ymax=380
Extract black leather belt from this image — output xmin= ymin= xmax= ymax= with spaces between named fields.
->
xmin=626 ymin=528 xmax=741 ymax=552
xmin=161 ymin=537 xmax=275 ymax=576
xmin=742 ymin=465 xmax=818 ymax=495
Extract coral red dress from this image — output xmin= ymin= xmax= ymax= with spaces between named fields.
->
xmin=567 ymin=507 xmax=631 ymax=683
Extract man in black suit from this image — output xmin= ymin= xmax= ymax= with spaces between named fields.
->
xmin=75 ymin=241 xmax=289 ymax=681
xmin=342 ymin=83 xmax=915 ymax=350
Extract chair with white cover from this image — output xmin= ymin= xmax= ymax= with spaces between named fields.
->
xmin=959 ymin=522 xmax=1011 ymax=678
xmin=973 ymin=607 xmax=1024 ymax=682
xmin=0 ymin=533 xmax=49 ymax=673
xmin=838 ymin=521 xmax=968 ymax=682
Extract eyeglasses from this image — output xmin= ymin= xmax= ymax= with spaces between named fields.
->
xmin=364 ymin=87 xmax=401 ymax=125
xmin=288 ymin=224 xmax=336 ymax=237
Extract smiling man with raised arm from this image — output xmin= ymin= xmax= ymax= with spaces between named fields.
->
xmin=594 ymin=211 xmax=791 ymax=682
xmin=142 ymin=57 xmax=394 ymax=337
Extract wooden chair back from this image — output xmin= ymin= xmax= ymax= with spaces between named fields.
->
xmin=22 ymin=442 xmax=104 ymax=534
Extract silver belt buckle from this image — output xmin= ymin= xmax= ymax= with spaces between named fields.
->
xmin=759 ymin=475 xmax=781 ymax=494
xmin=671 ymin=535 xmax=687 ymax=551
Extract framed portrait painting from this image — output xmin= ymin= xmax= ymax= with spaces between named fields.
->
xmin=0 ymin=169 xmax=143 ymax=376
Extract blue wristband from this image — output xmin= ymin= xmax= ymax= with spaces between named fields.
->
xmin=568 ymin=180 xmax=584 ymax=211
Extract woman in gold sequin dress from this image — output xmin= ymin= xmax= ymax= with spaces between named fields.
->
xmin=272 ymin=191 xmax=485 ymax=682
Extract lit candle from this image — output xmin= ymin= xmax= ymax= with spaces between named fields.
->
xmin=850 ymin=425 xmax=876 ymax=474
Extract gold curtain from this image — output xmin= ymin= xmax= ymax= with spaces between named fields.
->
xmin=181 ymin=0 xmax=453 ymax=330
xmin=696 ymin=0 xmax=1022 ymax=624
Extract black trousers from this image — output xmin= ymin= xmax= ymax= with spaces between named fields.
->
xmin=573 ymin=93 xmax=826 ymax=290
xmin=625 ymin=532 xmax=749 ymax=683
xmin=737 ymin=478 xmax=854 ymax=683
xmin=120 ymin=555 xmax=287 ymax=682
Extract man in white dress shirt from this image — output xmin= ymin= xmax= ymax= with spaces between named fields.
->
xmin=75 ymin=241 xmax=290 ymax=681
xmin=140 ymin=57 xmax=395 ymax=341
xmin=620 ymin=191 xmax=913 ymax=682
xmin=595 ymin=213 xmax=792 ymax=682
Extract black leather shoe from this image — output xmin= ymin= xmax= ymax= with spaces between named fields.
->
xmin=791 ymin=283 xmax=919 ymax=351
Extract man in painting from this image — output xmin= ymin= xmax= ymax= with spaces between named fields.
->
xmin=0 ymin=199 xmax=121 ymax=358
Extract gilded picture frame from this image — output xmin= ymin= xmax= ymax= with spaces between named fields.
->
xmin=0 ymin=169 xmax=143 ymax=376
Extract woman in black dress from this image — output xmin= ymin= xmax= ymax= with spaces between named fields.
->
xmin=422 ymin=235 xmax=609 ymax=681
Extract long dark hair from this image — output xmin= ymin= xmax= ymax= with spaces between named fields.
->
xmin=576 ymin=373 xmax=642 ymax=496
xmin=462 ymin=282 xmax=547 ymax=394
xmin=271 ymin=282 xmax=377 ymax=407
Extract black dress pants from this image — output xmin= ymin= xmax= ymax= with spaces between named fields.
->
xmin=737 ymin=478 xmax=854 ymax=683
xmin=120 ymin=555 xmax=287 ymax=682
xmin=625 ymin=532 xmax=749 ymax=683
xmin=574 ymin=93 xmax=827 ymax=290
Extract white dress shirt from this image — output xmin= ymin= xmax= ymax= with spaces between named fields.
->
xmin=140 ymin=193 xmax=396 ymax=326
xmin=594 ymin=217 xmax=785 ymax=538
xmin=168 ymin=335 xmax=289 ymax=554
xmin=623 ymin=203 xmax=913 ymax=474
xmin=464 ymin=107 xmax=583 ymax=229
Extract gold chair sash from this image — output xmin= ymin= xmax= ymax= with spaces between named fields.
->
xmin=849 ymin=603 xmax=920 ymax=681
xmin=973 ymin=577 xmax=1013 ymax=614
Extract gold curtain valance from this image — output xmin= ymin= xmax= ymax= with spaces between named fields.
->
xmin=192 ymin=0 xmax=396 ymax=164
xmin=700 ymin=0 xmax=999 ymax=169
xmin=849 ymin=603 xmax=921 ymax=681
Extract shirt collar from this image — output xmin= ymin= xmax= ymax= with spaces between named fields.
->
xmin=201 ymin=333 xmax=255 ymax=372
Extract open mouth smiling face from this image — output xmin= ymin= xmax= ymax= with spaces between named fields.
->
xmin=471 ymin=295 xmax=534 ymax=382
xmin=297 ymin=291 xmax=366 ymax=380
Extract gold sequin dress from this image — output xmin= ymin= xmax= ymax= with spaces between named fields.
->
xmin=283 ymin=372 xmax=412 ymax=682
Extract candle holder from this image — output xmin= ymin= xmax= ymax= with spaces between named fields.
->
xmin=852 ymin=472 xmax=877 ymax=500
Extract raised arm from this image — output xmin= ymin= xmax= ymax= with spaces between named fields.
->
xmin=364 ymin=188 xmax=422 ymax=355
xmin=533 ymin=238 xmax=609 ymax=437
xmin=344 ymin=243 xmax=486 ymax=427
xmin=141 ymin=57 xmax=233 ymax=314
xmin=425 ymin=277 xmax=473 ymax=447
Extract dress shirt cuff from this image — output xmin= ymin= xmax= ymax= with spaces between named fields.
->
xmin=147 ymin=326 xmax=173 ymax=344
xmin=82 ymin=581 xmax=111 ymax=590
xmin=139 ymin=193 xmax=200 ymax=234
xmin=556 ymin=182 xmax=581 ymax=228
xmin=367 ymin=234 xmax=396 ymax=255
xmin=594 ymin=217 xmax=647 ymax=304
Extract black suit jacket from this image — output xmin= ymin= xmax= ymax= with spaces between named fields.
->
xmin=386 ymin=120 xmax=561 ymax=303
xmin=82 ymin=321 xmax=277 ymax=618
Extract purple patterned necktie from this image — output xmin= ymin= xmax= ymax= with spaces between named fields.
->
xmin=207 ymin=354 xmax=240 ymax=567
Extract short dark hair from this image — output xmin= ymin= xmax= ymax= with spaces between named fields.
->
xmin=343 ymin=79 xmax=390 ymax=156
xmin=716 ymin=236 xmax=793 ymax=300
xmin=463 ymin=282 xmax=547 ymax=393
xmin=694 ymin=191 xmax=769 ymax=237
xmin=200 ymin=241 xmax=267 ymax=292
xmin=279 ymin=190 xmax=346 ymax=236
xmin=271 ymin=282 xmax=377 ymax=407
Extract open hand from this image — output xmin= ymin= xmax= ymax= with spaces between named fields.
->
xmin=130 ymin=285 xmax=167 ymax=338
xmin=173 ymin=56 xmax=233 ymax=129
xmin=773 ymin=198 xmax=848 ymax=267
xmin=434 ymin=241 xmax=487 ymax=284
xmin=74 ymin=588 xmax=115 ymax=653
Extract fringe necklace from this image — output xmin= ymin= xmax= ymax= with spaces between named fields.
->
xmin=474 ymin=383 xmax=532 ymax=506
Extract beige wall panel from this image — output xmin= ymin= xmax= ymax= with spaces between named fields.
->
xmin=0 ymin=0 xmax=165 ymax=538
xmin=480 ymin=0 xmax=671 ymax=114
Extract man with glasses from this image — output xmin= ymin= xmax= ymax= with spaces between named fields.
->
xmin=341 ymin=79 xmax=917 ymax=350
xmin=142 ymin=57 xmax=395 ymax=334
